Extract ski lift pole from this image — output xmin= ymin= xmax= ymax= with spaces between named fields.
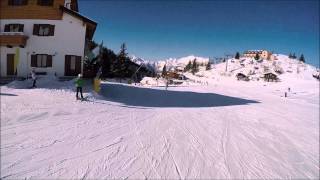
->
xmin=130 ymin=64 xmax=144 ymax=82
xmin=225 ymin=58 xmax=228 ymax=72
xmin=93 ymin=41 xmax=103 ymax=93
xmin=224 ymin=54 xmax=233 ymax=72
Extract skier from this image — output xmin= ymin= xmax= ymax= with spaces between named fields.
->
xmin=75 ymin=74 xmax=84 ymax=100
xmin=31 ymin=68 xmax=37 ymax=88
xmin=165 ymin=78 xmax=169 ymax=90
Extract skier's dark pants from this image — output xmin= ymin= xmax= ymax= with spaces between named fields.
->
xmin=76 ymin=87 xmax=84 ymax=99
xmin=32 ymin=79 xmax=36 ymax=87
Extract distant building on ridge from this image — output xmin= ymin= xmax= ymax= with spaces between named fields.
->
xmin=242 ymin=50 xmax=276 ymax=60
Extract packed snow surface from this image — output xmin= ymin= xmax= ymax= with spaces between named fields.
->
xmin=1 ymin=56 xmax=319 ymax=179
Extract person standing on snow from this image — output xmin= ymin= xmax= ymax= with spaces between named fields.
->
xmin=165 ymin=78 xmax=169 ymax=90
xmin=75 ymin=74 xmax=84 ymax=100
xmin=31 ymin=69 xmax=37 ymax=88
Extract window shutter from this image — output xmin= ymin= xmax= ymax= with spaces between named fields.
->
xmin=33 ymin=24 xmax=39 ymax=35
xmin=65 ymin=55 xmax=71 ymax=76
xmin=4 ymin=24 xmax=9 ymax=32
xmin=76 ymin=56 xmax=82 ymax=74
xmin=19 ymin=24 xmax=24 ymax=32
xmin=47 ymin=55 xmax=52 ymax=67
xmin=49 ymin=25 xmax=55 ymax=36
xmin=31 ymin=55 xmax=37 ymax=67
xmin=65 ymin=55 xmax=71 ymax=62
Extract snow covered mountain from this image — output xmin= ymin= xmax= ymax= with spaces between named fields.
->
xmin=130 ymin=55 xmax=148 ymax=65
xmin=151 ymin=55 xmax=209 ymax=72
xmin=129 ymin=55 xmax=156 ymax=72
xmin=130 ymin=55 xmax=209 ymax=73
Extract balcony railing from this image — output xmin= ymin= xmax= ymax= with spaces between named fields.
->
xmin=0 ymin=32 xmax=28 ymax=47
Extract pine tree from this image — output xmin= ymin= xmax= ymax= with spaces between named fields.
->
xmin=289 ymin=53 xmax=292 ymax=59
xmin=292 ymin=53 xmax=297 ymax=59
xmin=254 ymin=53 xmax=260 ymax=60
xmin=162 ymin=64 xmax=167 ymax=77
xmin=116 ymin=43 xmax=128 ymax=81
xmin=191 ymin=58 xmax=199 ymax=74
xmin=206 ymin=61 xmax=211 ymax=70
xmin=299 ymin=54 xmax=305 ymax=63
xmin=118 ymin=43 xmax=127 ymax=64
xmin=235 ymin=52 xmax=240 ymax=59
xmin=184 ymin=61 xmax=192 ymax=72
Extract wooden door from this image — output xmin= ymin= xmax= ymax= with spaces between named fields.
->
xmin=7 ymin=54 xmax=15 ymax=75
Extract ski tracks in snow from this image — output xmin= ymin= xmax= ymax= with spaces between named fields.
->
xmin=129 ymin=110 xmax=162 ymax=179
xmin=1 ymin=83 xmax=319 ymax=179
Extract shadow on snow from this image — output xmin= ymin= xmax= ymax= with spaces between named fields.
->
xmin=0 ymin=93 xmax=18 ymax=96
xmin=99 ymin=83 xmax=259 ymax=108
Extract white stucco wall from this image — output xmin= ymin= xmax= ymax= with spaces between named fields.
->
xmin=0 ymin=13 xmax=86 ymax=77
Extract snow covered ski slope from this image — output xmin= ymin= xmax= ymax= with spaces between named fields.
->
xmin=1 ymin=69 xmax=319 ymax=179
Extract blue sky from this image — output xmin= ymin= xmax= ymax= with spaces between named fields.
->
xmin=79 ymin=0 xmax=319 ymax=67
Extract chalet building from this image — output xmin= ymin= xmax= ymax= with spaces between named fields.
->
xmin=264 ymin=72 xmax=279 ymax=82
xmin=0 ymin=0 xmax=97 ymax=77
xmin=242 ymin=50 xmax=275 ymax=60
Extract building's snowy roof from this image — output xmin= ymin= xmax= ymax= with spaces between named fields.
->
xmin=263 ymin=70 xmax=277 ymax=75
xmin=244 ymin=50 xmax=267 ymax=54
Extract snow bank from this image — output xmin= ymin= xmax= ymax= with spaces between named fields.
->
xmin=5 ymin=75 xmax=75 ymax=90
xmin=140 ymin=77 xmax=159 ymax=86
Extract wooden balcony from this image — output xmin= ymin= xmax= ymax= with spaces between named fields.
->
xmin=0 ymin=32 xmax=28 ymax=47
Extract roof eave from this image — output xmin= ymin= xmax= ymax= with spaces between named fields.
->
xmin=59 ymin=6 xmax=97 ymax=26
xmin=59 ymin=6 xmax=97 ymax=40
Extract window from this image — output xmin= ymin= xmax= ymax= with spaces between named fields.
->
xmin=64 ymin=0 xmax=71 ymax=8
xmin=39 ymin=25 xmax=49 ymax=36
xmin=8 ymin=0 xmax=28 ymax=6
xmin=33 ymin=24 xmax=55 ymax=36
xmin=4 ymin=24 xmax=24 ymax=32
xmin=31 ymin=54 xmax=52 ymax=67
xmin=36 ymin=55 xmax=47 ymax=67
xmin=65 ymin=55 xmax=81 ymax=76
xmin=70 ymin=56 xmax=76 ymax=70
xmin=37 ymin=0 xmax=53 ymax=6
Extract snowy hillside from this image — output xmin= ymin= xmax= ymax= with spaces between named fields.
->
xmin=139 ymin=54 xmax=319 ymax=87
xmin=1 ymin=53 xmax=319 ymax=179
xmin=209 ymin=54 xmax=318 ymax=81
xmin=132 ymin=54 xmax=318 ymax=83
xmin=1 ymin=73 xmax=319 ymax=179
xmin=172 ymin=54 xmax=317 ymax=82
